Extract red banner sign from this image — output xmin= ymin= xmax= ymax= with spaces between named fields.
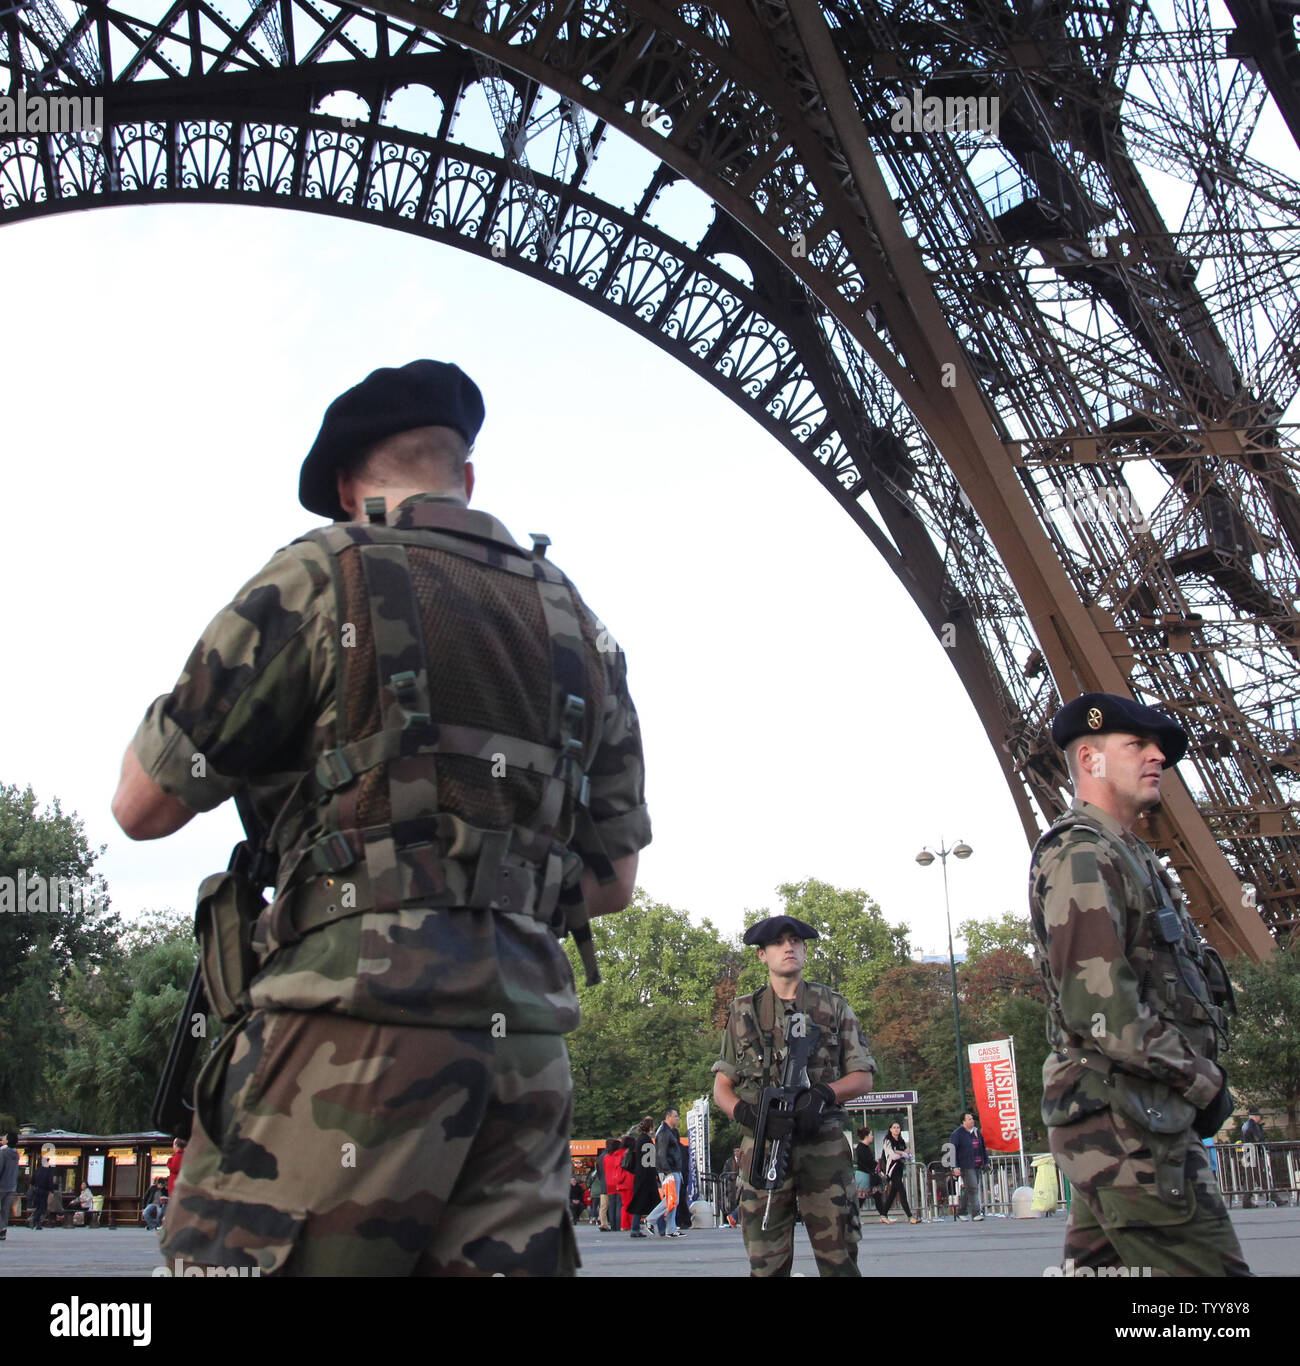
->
xmin=967 ymin=1038 xmax=1023 ymax=1153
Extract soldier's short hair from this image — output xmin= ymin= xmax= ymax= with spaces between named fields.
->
xmin=347 ymin=425 xmax=470 ymax=491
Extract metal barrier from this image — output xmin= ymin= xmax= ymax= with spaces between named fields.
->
xmin=704 ymin=1141 xmax=1299 ymax=1227
xmin=916 ymin=1142 xmax=1300 ymax=1220
xmin=1209 ymin=1141 xmax=1300 ymax=1208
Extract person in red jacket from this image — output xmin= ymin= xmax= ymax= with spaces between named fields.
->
xmin=166 ymin=1139 xmax=186 ymax=1191
xmin=601 ymin=1139 xmax=627 ymax=1233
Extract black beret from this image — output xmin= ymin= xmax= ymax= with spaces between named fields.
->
xmin=743 ymin=915 xmax=819 ymax=947
xmin=299 ymin=359 xmax=485 ymax=521
xmin=1051 ymin=691 xmax=1188 ymax=768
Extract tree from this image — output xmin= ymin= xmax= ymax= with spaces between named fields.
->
xmin=564 ymin=892 xmax=731 ymax=1141
xmin=958 ymin=910 xmax=1036 ymax=962
xmin=47 ymin=910 xmax=196 ymax=1133
xmin=1223 ymin=951 xmax=1300 ymax=1135
xmin=0 ymin=783 xmax=124 ymax=1123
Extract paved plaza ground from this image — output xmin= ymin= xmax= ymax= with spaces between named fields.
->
xmin=1 ymin=1205 xmax=1295 ymax=1277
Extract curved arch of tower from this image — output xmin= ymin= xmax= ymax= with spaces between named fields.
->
xmin=4 ymin=0 xmax=1297 ymax=956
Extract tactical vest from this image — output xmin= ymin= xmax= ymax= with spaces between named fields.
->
xmin=1030 ymin=809 xmax=1235 ymax=1068
xmin=253 ymin=500 xmax=609 ymax=983
xmin=728 ymin=981 xmax=845 ymax=1108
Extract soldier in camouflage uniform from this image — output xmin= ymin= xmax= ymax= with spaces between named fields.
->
xmin=1029 ymin=692 xmax=1247 ymax=1277
xmin=712 ymin=915 xmax=874 ymax=1276
xmin=112 ymin=359 xmax=651 ymax=1275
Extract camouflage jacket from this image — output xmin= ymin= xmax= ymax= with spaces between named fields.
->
xmin=712 ymin=979 xmax=876 ymax=1114
xmin=132 ymin=494 xmax=651 ymax=1034
xmin=1028 ymin=799 xmax=1227 ymax=1127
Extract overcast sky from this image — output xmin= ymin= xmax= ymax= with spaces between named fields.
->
xmin=0 ymin=196 xmax=1035 ymax=959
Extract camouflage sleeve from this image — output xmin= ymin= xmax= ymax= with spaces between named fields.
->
xmin=836 ymin=999 xmax=877 ymax=1080
xmin=1037 ymin=833 xmax=1222 ymax=1108
xmin=131 ymin=542 xmax=335 ymax=812
xmin=711 ymin=1007 xmax=740 ymax=1079
xmin=572 ymin=622 xmax=651 ymax=875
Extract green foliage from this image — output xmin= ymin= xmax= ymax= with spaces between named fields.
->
xmin=578 ymin=888 xmax=730 ymax=1018
xmin=1223 ymin=950 xmax=1300 ymax=1134
xmin=47 ymin=915 xmax=197 ymax=1133
xmin=959 ymin=910 xmax=1035 ymax=962
xmin=0 ymin=783 xmax=124 ymax=1123
xmin=565 ymin=891 xmax=731 ymax=1141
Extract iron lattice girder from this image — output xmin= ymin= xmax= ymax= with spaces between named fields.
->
xmin=2 ymin=0 xmax=1297 ymax=954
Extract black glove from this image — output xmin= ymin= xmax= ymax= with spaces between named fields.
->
xmin=1193 ymin=1071 xmax=1233 ymax=1140
xmin=764 ymin=1110 xmax=795 ymax=1142
xmin=732 ymin=1100 xmax=759 ymax=1131
xmin=791 ymin=1083 xmax=837 ymax=1137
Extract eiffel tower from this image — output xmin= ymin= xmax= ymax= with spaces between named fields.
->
xmin=3 ymin=0 xmax=1297 ymax=957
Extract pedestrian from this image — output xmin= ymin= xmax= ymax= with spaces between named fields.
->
xmin=853 ymin=1127 xmax=885 ymax=1217
xmin=142 ymin=1179 xmax=167 ymax=1232
xmin=1029 ymin=692 xmax=1247 ymax=1276
xmin=948 ymin=1112 xmax=987 ymax=1222
xmin=879 ymin=1122 xmax=918 ymax=1224
xmin=1240 ymin=1111 xmax=1272 ymax=1207
xmin=166 ymin=1138 xmax=185 ymax=1193
xmin=0 ymin=1133 xmax=17 ymax=1241
xmin=568 ymin=1169 xmax=586 ymax=1225
xmin=625 ymin=1118 xmax=658 ymax=1236
xmin=601 ymin=1138 xmax=626 ymax=1233
xmin=587 ymin=1145 xmax=608 ymax=1229
xmin=712 ymin=914 xmax=876 ymax=1276
xmin=77 ymin=1182 xmax=97 ymax=1228
xmin=29 ymin=1155 xmax=56 ymax=1230
xmin=645 ymin=1109 xmax=686 ymax=1238
xmin=720 ymin=1145 xmax=744 ymax=1227
xmin=113 ymin=359 xmax=651 ymax=1276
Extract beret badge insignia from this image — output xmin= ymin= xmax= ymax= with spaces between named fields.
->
xmin=1087 ymin=707 xmax=1103 ymax=730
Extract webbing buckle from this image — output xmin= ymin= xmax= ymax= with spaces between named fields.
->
xmin=313 ymin=832 xmax=356 ymax=873
xmin=561 ymin=694 xmax=585 ymax=726
xmin=316 ymin=749 xmax=354 ymax=791
xmin=391 ymin=671 xmax=419 ymax=705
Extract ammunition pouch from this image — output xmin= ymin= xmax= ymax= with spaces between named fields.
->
xmin=1108 ymin=1072 xmax=1197 ymax=1137
xmin=195 ymin=869 xmax=266 ymax=1025
xmin=1109 ymin=1072 xmax=1196 ymax=1208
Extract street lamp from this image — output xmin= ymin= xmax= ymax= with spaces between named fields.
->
xmin=915 ymin=839 xmax=973 ymax=1116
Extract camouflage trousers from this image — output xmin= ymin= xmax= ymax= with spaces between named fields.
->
xmin=160 ymin=1009 xmax=577 ymax=1276
xmin=1049 ymin=1107 xmax=1251 ymax=1277
xmin=737 ymin=1127 xmax=860 ymax=1277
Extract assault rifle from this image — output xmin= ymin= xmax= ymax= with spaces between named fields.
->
xmin=152 ymin=793 xmax=274 ymax=1138
xmin=747 ymin=1012 xmax=822 ymax=1230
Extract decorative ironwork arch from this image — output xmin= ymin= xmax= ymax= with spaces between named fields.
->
xmin=3 ymin=0 xmax=1298 ymax=954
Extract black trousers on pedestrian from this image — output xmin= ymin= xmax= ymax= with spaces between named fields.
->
xmin=880 ymin=1166 xmax=912 ymax=1218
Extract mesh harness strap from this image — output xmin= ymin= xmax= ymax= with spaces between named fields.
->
xmin=265 ymin=516 xmax=596 ymax=969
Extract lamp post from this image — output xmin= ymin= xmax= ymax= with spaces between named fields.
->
xmin=915 ymin=839 xmax=972 ymax=1117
